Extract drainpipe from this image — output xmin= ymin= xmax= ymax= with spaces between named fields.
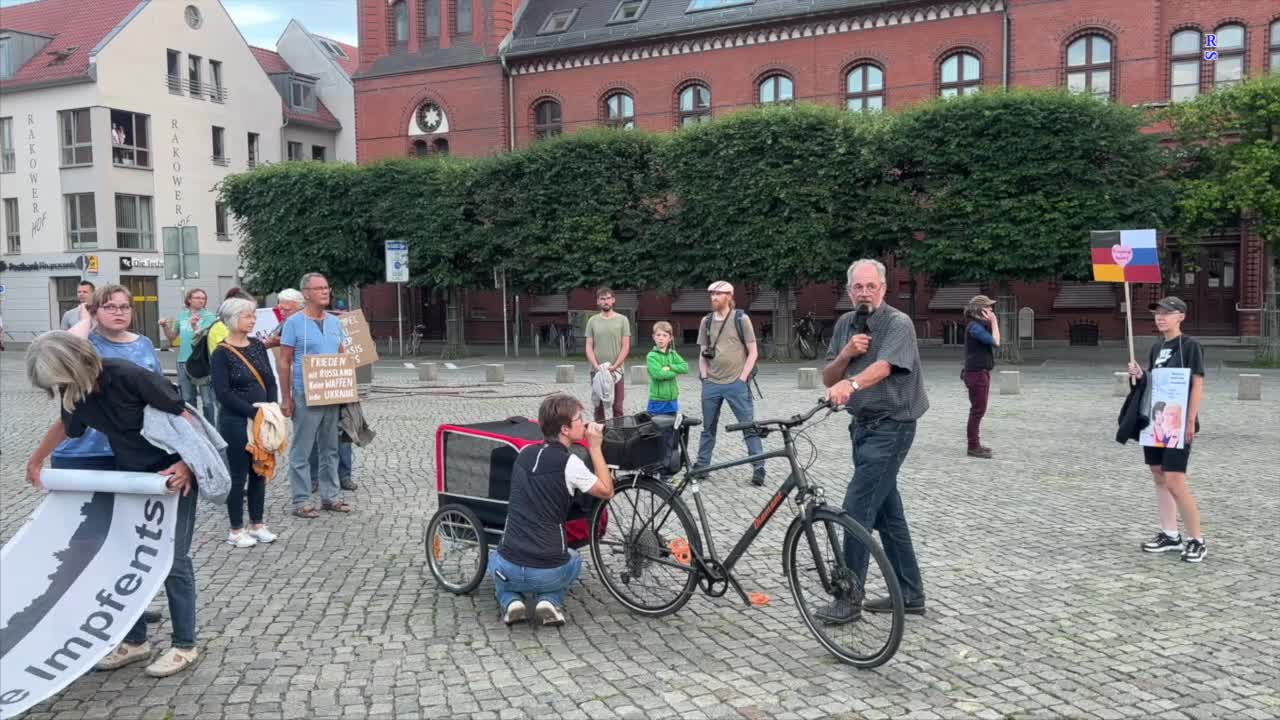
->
xmin=1001 ymin=3 xmax=1010 ymax=89
xmin=498 ymin=51 xmax=515 ymax=151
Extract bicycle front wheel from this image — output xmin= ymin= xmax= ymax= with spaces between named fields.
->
xmin=783 ymin=508 xmax=904 ymax=668
xmin=796 ymin=335 xmax=817 ymax=360
xmin=589 ymin=476 xmax=702 ymax=617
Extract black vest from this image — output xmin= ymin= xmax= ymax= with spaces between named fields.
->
xmin=964 ymin=320 xmax=995 ymax=371
xmin=497 ymin=443 xmax=573 ymax=569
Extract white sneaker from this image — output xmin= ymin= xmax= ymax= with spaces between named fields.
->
xmin=503 ymin=600 xmax=527 ymax=625
xmin=535 ymin=601 xmax=565 ymax=627
xmin=144 ymin=647 xmax=199 ymax=678
xmin=226 ymin=530 xmax=257 ymax=548
xmin=247 ymin=526 xmax=277 ymax=543
xmin=95 ymin=641 xmax=152 ymax=671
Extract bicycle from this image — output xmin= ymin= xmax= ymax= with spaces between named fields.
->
xmin=793 ymin=312 xmax=826 ymax=360
xmin=539 ymin=320 xmax=576 ymax=354
xmin=588 ymin=400 xmax=905 ymax=668
xmin=407 ymin=324 xmax=428 ymax=356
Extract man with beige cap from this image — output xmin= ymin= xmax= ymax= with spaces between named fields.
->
xmin=961 ymin=294 xmax=1000 ymax=458
xmin=695 ymin=281 xmax=766 ymax=486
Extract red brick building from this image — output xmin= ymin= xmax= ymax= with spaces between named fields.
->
xmin=353 ymin=0 xmax=1280 ymax=347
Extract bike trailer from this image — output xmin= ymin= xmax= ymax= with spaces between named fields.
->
xmin=434 ymin=417 xmax=605 ymax=547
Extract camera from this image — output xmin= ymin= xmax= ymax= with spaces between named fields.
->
xmin=701 ymin=347 xmax=717 ymax=359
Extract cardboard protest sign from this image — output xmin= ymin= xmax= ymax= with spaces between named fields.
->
xmin=1090 ymin=229 xmax=1161 ymax=284
xmin=1140 ymin=367 xmax=1191 ymax=449
xmin=251 ymin=309 xmax=284 ymax=402
xmin=338 ymin=310 xmax=379 ymax=368
xmin=303 ymin=354 xmax=358 ymax=406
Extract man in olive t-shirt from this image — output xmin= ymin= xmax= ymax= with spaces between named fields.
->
xmin=585 ymin=288 xmax=631 ymax=422
xmin=695 ymin=281 xmax=765 ymax=485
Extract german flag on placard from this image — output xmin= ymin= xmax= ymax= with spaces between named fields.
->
xmin=1090 ymin=229 xmax=1161 ymax=284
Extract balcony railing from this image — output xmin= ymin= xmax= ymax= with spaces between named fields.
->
xmin=112 ymin=145 xmax=151 ymax=168
xmin=211 ymin=155 xmax=230 ymax=167
xmin=166 ymin=75 xmax=225 ymax=101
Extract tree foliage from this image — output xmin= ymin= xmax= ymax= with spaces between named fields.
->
xmin=886 ymin=89 xmax=1175 ymax=284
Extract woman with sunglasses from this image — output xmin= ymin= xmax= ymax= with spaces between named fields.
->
xmin=49 ymin=284 xmax=164 ymax=472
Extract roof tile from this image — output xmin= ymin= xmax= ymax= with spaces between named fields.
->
xmin=0 ymin=0 xmax=142 ymax=91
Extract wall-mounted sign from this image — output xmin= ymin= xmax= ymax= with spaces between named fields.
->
xmin=0 ymin=260 xmax=78 ymax=272
xmin=86 ymin=256 xmax=99 ymax=274
xmin=120 ymin=256 xmax=165 ymax=271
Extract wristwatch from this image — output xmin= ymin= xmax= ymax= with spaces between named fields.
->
xmin=846 ymin=378 xmax=860 ymax=391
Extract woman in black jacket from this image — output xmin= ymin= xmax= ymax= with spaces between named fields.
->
xmin=211 ymin=297 xmax=279 ymax=548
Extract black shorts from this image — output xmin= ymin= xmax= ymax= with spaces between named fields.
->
xmin=1143 ymin=445 xmax=1192 ymax=473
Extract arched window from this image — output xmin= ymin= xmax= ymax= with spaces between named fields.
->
xmin=758 ymin=74 xmax=793 ymax=105
xmin=533 ymin=99 xmax=562 ymax=139
xmin=939 ymin=52 xmax=981 ymax=97
xmin=433 ymin=138 xmax=450 ymax=155
xmin=604 ymin=92 xmax=635 ymax=129
xmin=678 ymin=84 xmax=711 ymax=126
xmin=845 ymin=64 xmax=884 ymax=111
xmin=1271 ymin=20 xmax=1280 ymax=73
xmin=392 ymin=0 xmax=409 ymax=45
xmin=1066 ymin=34 xmax=1113 ymax=99
xmin=1212 ymin=24 xmax=1245 ymax=88
xmin=425 ymin=0 xmax=440 ymax=38
xmin=1170 ymin=29 xmax=1201 ymax=101
xmin=413 ymin=139 xmax=429 ymax=157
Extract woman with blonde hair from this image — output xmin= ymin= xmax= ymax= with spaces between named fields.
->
xmin=24 ymin=331 xmax=203 ymax=676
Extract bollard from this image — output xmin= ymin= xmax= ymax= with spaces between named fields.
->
xmin=417 ymin=362 xmax=440 ymax=382
xmin=630 ymin=365 xmax=649 ymax=386
xmin=999 ymin=370 xmax=1021 ymax=395
xmin=1238 ymin=374 xmax=1262 ymax=401
xmin=485 ymin=364 xmax=505 ymax=383
xmin=798 ymin=368 xmax=818 ymax=390
xmin=1114 ymin=371 xmax=1131 ymax=397
xmin=555 ymin=364 xmax=575 ymax=384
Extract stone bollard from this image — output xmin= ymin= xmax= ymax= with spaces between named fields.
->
xmin=798 ymin=368 xmax=818 ymax=390
xmin=630 ymin=365 xmax=648 ymax=386
xmin=1238 ymin=374 xmax=1262 ymax=401
xmin=485 ymin=364 xmax=505 ymax=383
xmin=1114 ymin=371 xmax=1131 ymax=397
xmin=555 ymin=364 xmax=575 ymax=384
xmin=999 ymin=370 xmax=1021 ymax=395
xmin=417 ymin=362 xmax=440 ymax=382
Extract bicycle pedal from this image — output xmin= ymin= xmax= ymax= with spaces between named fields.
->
xmin=747 ymin=592 xmax=771 ymax=607
xmin=669 ymin=538 xmax=691 ymax=566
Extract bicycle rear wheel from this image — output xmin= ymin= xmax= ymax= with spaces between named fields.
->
xmin=783 ymin=507 xmax=904 ymax=668
xmin=589 ymin=476 xmax=702 ymax=617
xmin=796 ymin=335 xmax=817 ymax=360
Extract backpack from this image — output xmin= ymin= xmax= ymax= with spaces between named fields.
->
xmin=701 ymin=309 xmax=763 ymax=399
xmin=184 ymin=323 xmax=216 ymax=386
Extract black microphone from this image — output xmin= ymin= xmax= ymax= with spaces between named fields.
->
xmin=853 ymin=304 xmax=872 ymax=335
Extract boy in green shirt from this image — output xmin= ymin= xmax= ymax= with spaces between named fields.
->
xmin=646 ymin=321 xmax=688 ymax=471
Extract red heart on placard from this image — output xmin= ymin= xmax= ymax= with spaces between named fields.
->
xmin=1111 ymin=245 xmax=1133 ymax=266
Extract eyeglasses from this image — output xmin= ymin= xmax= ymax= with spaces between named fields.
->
xmin=306 ymin=285 xmax=331 ymax=292
xmin=708 ymin=291 xmax=731 ymax=296
xmin=850 ymin=283 xmax=881 ymax=293
xmin=100 ymin=303 xmax=132 ymax=314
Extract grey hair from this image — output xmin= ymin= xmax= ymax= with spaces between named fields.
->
xmin=218 ymin=297 xmax=257 ymax=328
xmin=846 ymin=259 xmax=887 ymax=288
xmin=26 ymin=331 xmax=103 ymax=413
xmin=277 ymin=288 xmax=304 ymax=306
xmin=299 ymin=272 xmax=327 ymax=291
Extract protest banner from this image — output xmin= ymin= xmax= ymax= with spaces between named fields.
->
xmin=0 ymin=471 xmax=178 ymax=719
xmin=338 ymin=310 xmax=379 ymax=368
xmin=1140 ymin=367 xmax=1191 ymax=449
xmin=303 ymin=354 xmax=358 ymax=406
xmin=1090 ymin=229 xmax=1162 ymax=375
xmin=250 ymin=309 xmax=285 ymax=401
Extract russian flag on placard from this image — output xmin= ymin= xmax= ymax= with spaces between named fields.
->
xmin=1090 ymin=229 xmax=1161 ymax=284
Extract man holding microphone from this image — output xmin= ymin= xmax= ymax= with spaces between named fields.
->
xmin=820 ymin=259 xmax=929 ymax=622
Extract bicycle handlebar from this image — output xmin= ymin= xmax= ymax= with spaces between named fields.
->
xmin=725 ymin=399 xmax=834 ymax=433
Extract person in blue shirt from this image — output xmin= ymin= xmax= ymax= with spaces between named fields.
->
xmin=160 ymin=287 xmax=218 ymax=424
xmin=279 ymin=272 xmax=352 ymax=518
xmin=961 ymin=295 xmax=1001 ymax=459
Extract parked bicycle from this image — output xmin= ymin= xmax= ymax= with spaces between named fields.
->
xmin=794 ymin=311 xmax=826 ymax=360
xmin=588 ymin=400 xmax=905 ymax=668
xmin=539 ymin=320 xmax=576 ymax=353
xmin=407 ymin=324 xmax=429 ymax=356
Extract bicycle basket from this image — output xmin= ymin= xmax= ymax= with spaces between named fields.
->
xmin=601 ymin=413 xmax=667 ymax=470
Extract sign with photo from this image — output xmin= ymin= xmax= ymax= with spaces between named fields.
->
xmin=302 ymin=354 xmax=358 ymax=406
xmin=338 ymin=310 xmax=379 ymax=368
xmin=1140 ymin=367 xmax=1191 ymax=449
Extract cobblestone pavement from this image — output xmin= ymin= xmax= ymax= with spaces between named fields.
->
xmin=2 ymin=354 xmax=1278 ymax=720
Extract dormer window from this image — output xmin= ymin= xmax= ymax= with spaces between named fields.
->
xmin=538 ymin=9 xmax=578 ymax=35
xmin=609 ymin=0 xmax=648 ymax=24
xmin=290 ymin=78 xmax=316 ymax=111
xmin=320 ymin=39 xmax=348 ymax=59
xmin=686 ymin=0 xmax=752 ymax=13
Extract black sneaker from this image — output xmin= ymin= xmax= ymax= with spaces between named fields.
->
xmin=813 ymin=597 xmax=861 ymax=625
xmin=142 ymin=610 xmax=162 ymax=624
xmin=864 ymin=596 xmax=927 ymax=616
xmin=1181 ymin=539 xmax=1207 ymax=563
xmin=340 ymin=478 xmax=358 ymax=491
xmin=1141 ymin=532 xmax=1184 ymax=554
xmin=966 ymin=447 xmax=993 ymax=459
xmin=751 ymin=467 xmax=766 ymax=487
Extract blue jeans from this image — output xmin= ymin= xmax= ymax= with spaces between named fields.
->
xmin=177 ymin=361 xmax=217 ymax=425
xmin=490 ymin=548 xmax=583 ymax=610
xmin=310 ymin=442 xmax=353 ymax=483
xmin=125 ymin=483 xmax=198 ymax=649
xmin=288 ymin=396 xmax=341 ymax=509
xmin=842 ymin=418 xmax=925 ymax=604
xmin=696 ymin=380 xmax=764 ymax=470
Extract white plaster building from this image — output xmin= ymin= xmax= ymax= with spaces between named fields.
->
xmin=272 ymin=20 xmax=357 ymax=163
xmin=0 ymin=0 xmax=353 ymax=345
